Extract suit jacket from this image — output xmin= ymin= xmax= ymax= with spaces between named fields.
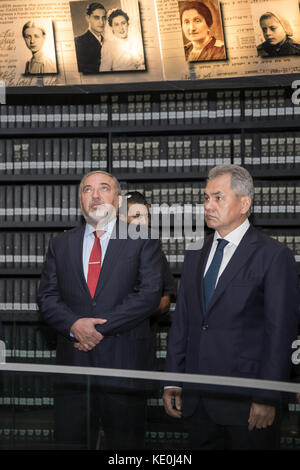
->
xmin=74 ymin=30 xmax=101 ymax=74
xmin=37 ymin=220 xmax=163 ymax=389
xmin=165 ymin=225 xmax=300 ymax=425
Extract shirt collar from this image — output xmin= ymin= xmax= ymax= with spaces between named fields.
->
xmin=88 ymin=28 xmax=104 ymax=44
xmin=31 ymin=51 xmax=44 ymax=62
xmin=214 ymin=218 xmax=250 ymax=247
xmin=84 ymin=217 xmax=117 ymax=238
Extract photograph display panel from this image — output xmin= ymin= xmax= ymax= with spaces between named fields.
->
xmin=178 ymin=0 xmax=227 ymax=63
xmin=0 ymin=0 xmax=163 ymax=87
xmin=157 ymin=0 xmax=300 ymax=80
xmin=70 ymin=0 xmax=146 ymax=74
xmin=0 ymin=0 xmax=300 ymax=87
xmin=250 ymin=0 xmax=300 ymax=57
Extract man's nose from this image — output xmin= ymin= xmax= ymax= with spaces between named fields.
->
xmin=204 ymin=199 xmax=214 ymax=210
xmin=91 ymin=188 xmax=102 ymax=199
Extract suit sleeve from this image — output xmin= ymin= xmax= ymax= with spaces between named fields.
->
xmin=163 ymin=253 xmax=191 ymax=387
xmin=254 ymin=245 xmax=300 ymax=402
xmin=96 ymin=238 xmax=163 ymax=337
xmin=37 ymin=238 xmax=81 ymax=339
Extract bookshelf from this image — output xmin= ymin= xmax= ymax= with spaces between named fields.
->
xmin=1 ymin=77 xmax=300 ymax=449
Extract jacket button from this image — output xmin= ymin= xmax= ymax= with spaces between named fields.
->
xmin=201 ymin=324 xmax=208 ymax=331
xmin=92 ymin=301 xmax=96 ymax=307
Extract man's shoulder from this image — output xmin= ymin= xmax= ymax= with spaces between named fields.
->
xmin=51 ymin=225 xmax=83 ymax=245
xmin=75 ymin=30 xmax=95 ymax=45
xmin=251 ymin=225 xmax=292 ymax=256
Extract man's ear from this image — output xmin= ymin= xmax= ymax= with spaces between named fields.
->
xmin=118 ymin=195 xmax=123 ymax=208
xmin=240 ymin=196 xmax=252 ymax=215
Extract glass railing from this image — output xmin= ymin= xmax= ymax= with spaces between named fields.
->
xmin=0 ymin=361 xmax=300 ymax=452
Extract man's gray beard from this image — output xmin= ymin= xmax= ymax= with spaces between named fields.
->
xmin=84 ymin=206 xmax=116 ymax=228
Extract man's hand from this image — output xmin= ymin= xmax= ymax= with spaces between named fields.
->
xmin=71 ymin=317 xmax=107 ymax=352
xmin=162 ymin=387 xmax=183 ymax=419
xmin=248 ymin=402 xmax=276 ymax=431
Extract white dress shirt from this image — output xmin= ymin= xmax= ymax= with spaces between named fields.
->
xmin=82 ymin=218 xmax=116 ymax=281
xmin=204 ymin=218 xmax=250 ymax=286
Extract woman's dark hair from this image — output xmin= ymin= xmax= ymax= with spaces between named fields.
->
xmin=119 ymin=191 xmax=149 ymax=216
xmin=108 ymin=9 xmax=129 ymax=26
xmin=125 ymin=191 xmax=148 ymax=206
xmin=178 ymin=1 xmax=213 ymax=28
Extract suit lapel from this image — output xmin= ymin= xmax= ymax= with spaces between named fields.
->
xmin=68 ymin=224 xmax=88 ymax=294
xmin=94 ymin=219 xmax=128 ymax=298
xmin=206 ymin=226 xmax=258 ymax=313
xmin=197 ymin=234 xmax=214 ymax=312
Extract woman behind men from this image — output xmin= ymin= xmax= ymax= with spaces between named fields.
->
xmin=22 ymin=21 xmax=56 ymax=74
xmin=179 ymin=1 xmax=226 ymax=62
xmin=99 ymin=9 xmax=145 ymax=72
xmin=119 ymin=191 xmax=177 ymax=328
xmin=257 ymin=11 xmax=300 ymax=57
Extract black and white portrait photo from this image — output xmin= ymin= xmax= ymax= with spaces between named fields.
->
xmin=22 ymin=19 xmax=57 ymax=75
xmin=69 ymin=0 xmax=146 ymax=74
xmin=178 ymin=0 xmax=227 ymax=62
xmin=251 ymin=0 xmax=300 ymax=57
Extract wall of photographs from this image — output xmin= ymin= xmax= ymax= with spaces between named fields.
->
xmin=1 ymin=0 xmax=300 ymax=89
xmin=0 ymin=76 xmax=300 ymax=449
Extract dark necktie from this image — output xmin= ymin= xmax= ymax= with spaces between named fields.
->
xmin=203 ymin=238 xmax=229 ymax=311
xmin=87 ymin=230 xmax=105 ymax=298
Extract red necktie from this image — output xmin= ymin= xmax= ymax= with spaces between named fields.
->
xmin=87 ymin=230 xmax=105 ymax=298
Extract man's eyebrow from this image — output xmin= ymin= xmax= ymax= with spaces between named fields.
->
xmin=82 ymin=182 xmax=111 ymax=190
xmin=204 ymin=190 xmax=223 ymax=196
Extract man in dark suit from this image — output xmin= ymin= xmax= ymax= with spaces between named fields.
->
xmin=74 ymin=3 xmax=106 ymax=74
xmin=163 ymin=164 xmax=300 ymax=450
xmin=37 ymin=170 xmax=162 ymax=449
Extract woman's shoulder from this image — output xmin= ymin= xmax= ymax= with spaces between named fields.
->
xmin=214 ymin=39 xmax=224 ymax=48
xmin=205 ymin=37 xmax=226 ymax=59
xmin=43 ymin=56 xmax=57 ymax=73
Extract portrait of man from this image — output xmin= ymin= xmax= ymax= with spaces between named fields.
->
xmin=178 ymin=0 xmax=227 ymax=62
xmin=250 ymin=0 xmax=300 ymax=57
xmin=22 ymin=19 xmax=57 ymax=75
xmin=70 ymin=2 xmax=107 ymax=74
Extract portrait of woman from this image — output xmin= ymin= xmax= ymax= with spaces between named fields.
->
xmin=257 ymin=11 xmax=300 ymax=57
xmin=99 ymin=8 xmax=145 ymax=72
xmin=22 ymin=21 xmax=57 ymax=75
xmin=178 ymin=1 xmax=226 ymax=62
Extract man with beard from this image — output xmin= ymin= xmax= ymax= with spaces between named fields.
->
xmin=37 ymin=170 xmax=162 ymax=449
